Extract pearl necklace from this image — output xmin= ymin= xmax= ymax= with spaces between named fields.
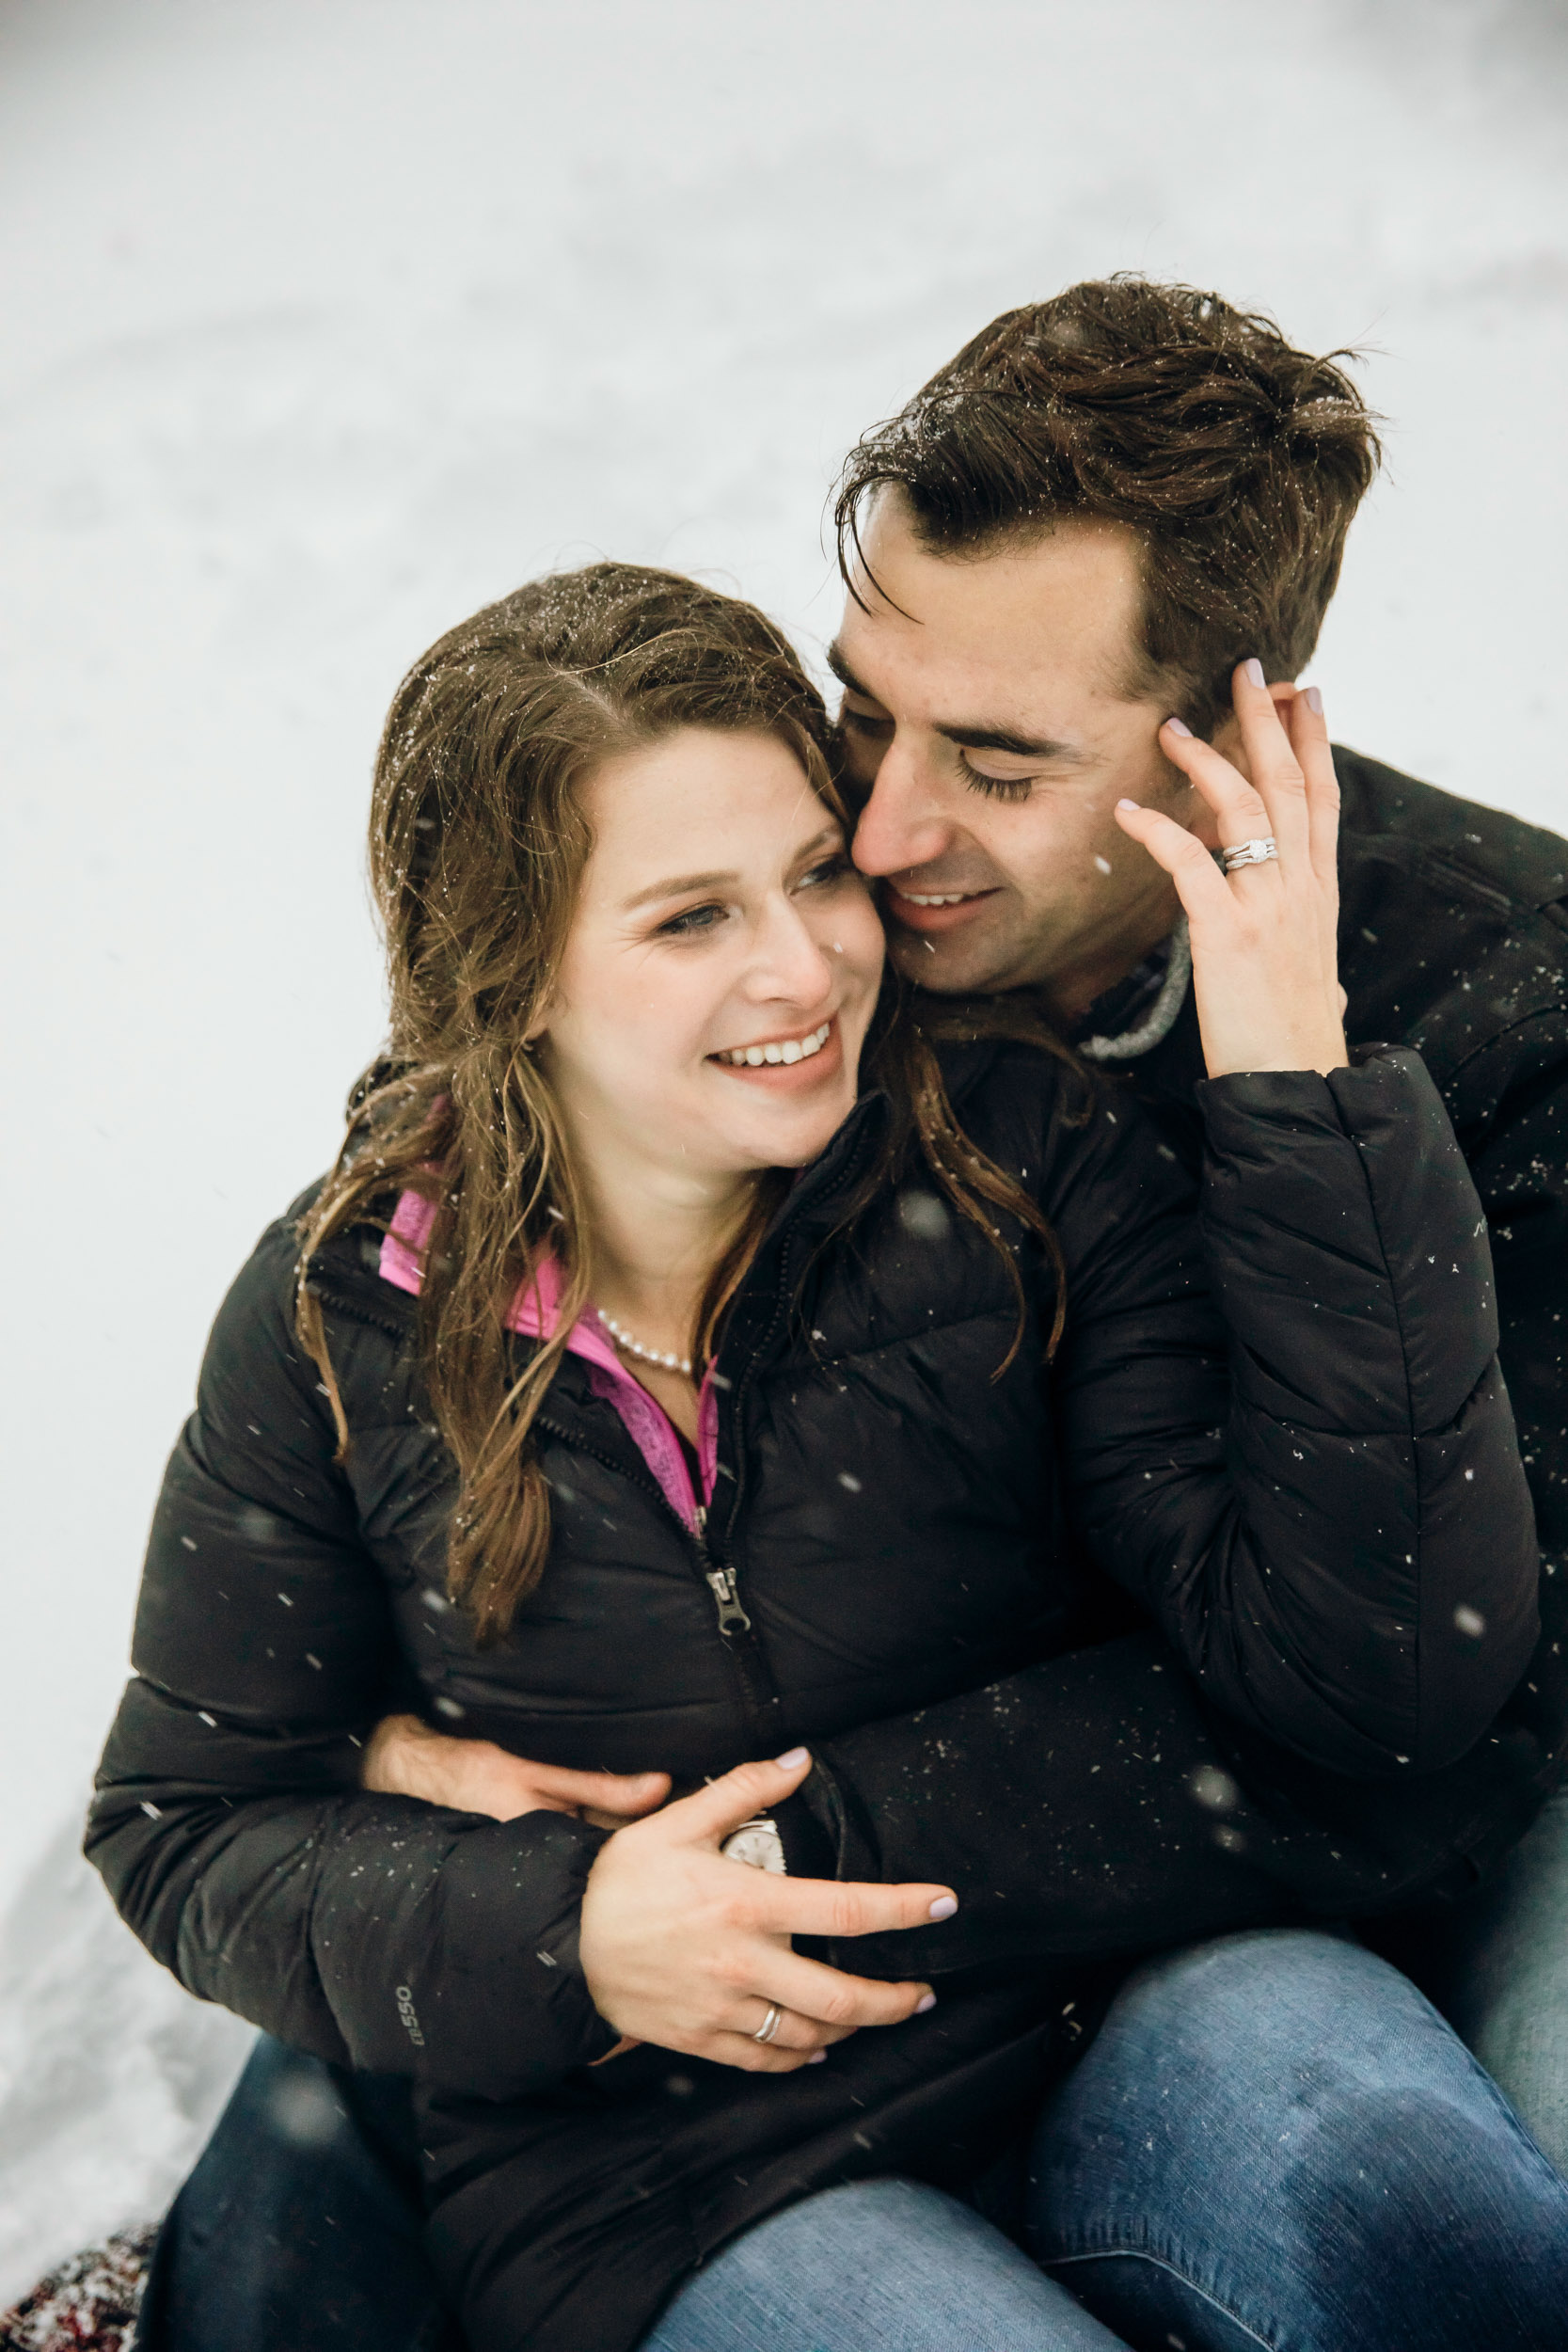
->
xmin=596 ymin=1309 xmax=692 ymax=1377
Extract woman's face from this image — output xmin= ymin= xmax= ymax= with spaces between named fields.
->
xmin=537 ymin=727 xmax=885 ymax=1184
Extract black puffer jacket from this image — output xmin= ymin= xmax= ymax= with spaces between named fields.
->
xmin=88 ymin=1039 xmax=1534 ymax=2352
xmin=784 ymin=752 xmax=1568 ymax=1995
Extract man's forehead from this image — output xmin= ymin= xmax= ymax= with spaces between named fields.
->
xmin=835 ymin=512 xmax=1145 ymax=717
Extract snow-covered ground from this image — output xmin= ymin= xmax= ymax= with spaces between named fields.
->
xmin=2 ymin=0 xmax=1566 ymax=2299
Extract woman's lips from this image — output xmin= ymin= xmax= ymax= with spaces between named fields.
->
xmin=883 ymin=883 xmax=1000 ymax=935
xmin=708 ymin=1015 xmax=844 ymax=1090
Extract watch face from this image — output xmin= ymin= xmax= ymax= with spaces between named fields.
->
xmin=721 ymin=1820 xmax=787 ymax=1873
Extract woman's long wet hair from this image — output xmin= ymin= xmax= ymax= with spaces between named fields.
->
xmin=297 ymin=563 xmax=1078 ymax=1638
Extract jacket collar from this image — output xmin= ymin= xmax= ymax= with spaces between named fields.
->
xmin=379 ymin=1195 xmax=719 ymax=1526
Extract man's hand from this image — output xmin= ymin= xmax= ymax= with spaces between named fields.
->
xmin=578 ymin=1747 xmax=958 ymax=2074
xmin=360 ymin=1712 xmax=671 ymax=1831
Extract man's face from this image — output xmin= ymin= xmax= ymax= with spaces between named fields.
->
xmin=834 ymin=496 xmax=1213 ymax=1009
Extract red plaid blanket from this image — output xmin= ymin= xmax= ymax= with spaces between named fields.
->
xmin=0 ymin=2228 xmax=156 ymax=2352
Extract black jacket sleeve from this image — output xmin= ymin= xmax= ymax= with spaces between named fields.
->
xmin=788 ymin=1599 xmax=1568 ymax=1985
xmin=1053 ymin=1047 xmax=1538 ymax=1777
xmin=84 ymin=1216 xmax=619 ymax=2095
xmin=1449 ymin=1005 xmax=1568 ymax=1557
xmin=783 ymin=1048 xmax=1553 ymax=1975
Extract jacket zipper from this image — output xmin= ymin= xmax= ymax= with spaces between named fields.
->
xmin=689 ymin=1230 xmax=807 ymax=1724
xmin=688 ymin=1504 xmax=769 ymax=1723
xmin=703 ymin=1559 xmax=752 ymax=1636
xmin=691 ymin=1503 xmax=747 ymax=1629
xmin=535 ymin=1415 xmax=769 ymax=1732
xmin=698 ymin=1129 xmax=878 ymax=1691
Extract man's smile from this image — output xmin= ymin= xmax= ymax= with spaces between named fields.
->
xmin=881 ymin=881 xmax=1002 ymax=933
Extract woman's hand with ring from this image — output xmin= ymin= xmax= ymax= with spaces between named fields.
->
xmin=578 ymin=1748 xmax=955 ymax=2074
xmin=1114 ymin=660 xmax=1348 ymax=1080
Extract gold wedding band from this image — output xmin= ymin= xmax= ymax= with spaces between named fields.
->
xmin=1221 ymin=836 xmax=1279 ymax=873
xmin=753 ymin=2003 xmax=784 ymax=2045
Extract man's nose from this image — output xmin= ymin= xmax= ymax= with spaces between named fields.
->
xmin=850 ymin=746 xmax=953 ymax=879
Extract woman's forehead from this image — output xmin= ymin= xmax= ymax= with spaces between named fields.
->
xmin=578 ymin=729 xmax=837 ymax=891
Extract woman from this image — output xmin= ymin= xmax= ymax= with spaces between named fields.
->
xmin=90 ymin=564 xmax=1564 ymax=2352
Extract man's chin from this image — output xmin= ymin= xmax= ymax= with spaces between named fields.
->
xmin=886 ymin=915 xmax=1043 ymax=997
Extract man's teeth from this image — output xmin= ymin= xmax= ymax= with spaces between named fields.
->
xmin=719 ymin=1021 xmax=832 ymax=1068
xmin=900 ymin=891 xmax=973 ymax=906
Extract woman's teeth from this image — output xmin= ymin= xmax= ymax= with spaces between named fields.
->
xmin=900 ymin=891 xmax=972 ymax=906
xmin=718 ymin=1021 xmax=832 ymax=1068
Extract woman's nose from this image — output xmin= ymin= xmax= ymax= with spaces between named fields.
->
xmin=746 ymin=898 xmax=834 ymax=1004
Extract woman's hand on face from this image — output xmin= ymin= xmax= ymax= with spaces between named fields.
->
xmin=359 ymin=1713 xmax=672 ymax=1832
xmin=1115 ymin=662 xmax=1349 ymax=1080
xmin=578 ymin=1748 xmax=957 ymax=2074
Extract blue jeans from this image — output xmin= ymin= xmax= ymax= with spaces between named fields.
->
xmin=140 ymin=2043 xmax=454 ymax=2352
xmin=644 ymin=1931 xmax=1568 ymax=2351
xmin=1422 ymin=1785 xmax=1568 ymax=2174
xmin=146 ymin=1930 xmax=1568 ymax=2352
xmin=642 ymin=2177 xmax=1128 ymax=2351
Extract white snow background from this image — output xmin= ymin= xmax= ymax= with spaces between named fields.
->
xmin=2 ymin=0 xmax=1566 ymax=2299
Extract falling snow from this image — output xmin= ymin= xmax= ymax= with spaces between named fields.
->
xmin=5 ymin=0 xmax=1567 ymax=2302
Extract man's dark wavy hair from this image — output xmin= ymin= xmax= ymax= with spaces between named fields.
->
xmin=834 ymin=275 xmax=1381 ymax=736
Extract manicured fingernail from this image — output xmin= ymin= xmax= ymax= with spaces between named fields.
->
xmin=1164 ymin=716 xmax=1193 ymax=738
xmin=915 ymin=1991 xmax=938 ymax=2013
xmin=809 ymin=2048 xmax=827 ymax=2063
xmin=1116 ymin=796 xmax=1140 ymax=812
xmin=1243 ymin=658 xmax=1265 ymax=689
xmin=928 ymin=1895 xmax=958 ymax=1920
xmin=773 ymin=1747 xmax=809 ymax=1770
xmin=1304 ymin=685 xmax=1323 ymax=714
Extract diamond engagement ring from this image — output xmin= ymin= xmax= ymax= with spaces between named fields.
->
xmin=753 ymin=2003 xmax=784 ymax=2045
xmin=1221 ymin=836 xmax=1279 ymax=873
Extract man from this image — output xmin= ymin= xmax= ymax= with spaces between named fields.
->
xmin=137 ymin=280 xmax=1568 ymax=2349
xmin=824 ymin=272 xmax=1568 ymax=2157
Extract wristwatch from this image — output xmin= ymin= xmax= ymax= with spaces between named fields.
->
xmin=720 ymin=1814 xmax=786 ymax=1872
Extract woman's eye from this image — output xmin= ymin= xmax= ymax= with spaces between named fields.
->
xmin=657 ymin=901 xmax=727 ymax=939
xmin=959 ymin=755 xmax=1037 ymax=804
xmin=799 ymin=854 xmax=853 ymax=892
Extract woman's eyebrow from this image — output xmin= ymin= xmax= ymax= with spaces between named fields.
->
xmin=793 ymin=825 xmax=841 ymax=859
xmin=622 ymin=828 xmax=841 ymax=913
xmin=623 ymin=868 xmax=736 ymax=910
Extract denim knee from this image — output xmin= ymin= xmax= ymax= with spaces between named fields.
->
xmin=1028 ymin=1928 xmax=1568 ymax=2352
xmin=145 ymin=2037 xmax=449 ymax=2352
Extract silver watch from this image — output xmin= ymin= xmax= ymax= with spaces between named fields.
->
xmin=721 ymin=1815 xmax=786 ymax=1872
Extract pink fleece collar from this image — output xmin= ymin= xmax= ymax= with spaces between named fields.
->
xmin=378 ymin=1190 xmax=717 ymax=1530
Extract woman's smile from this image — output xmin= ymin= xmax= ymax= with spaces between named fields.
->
xmin=710 ymin=1015 xmax=839 ymax=1087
